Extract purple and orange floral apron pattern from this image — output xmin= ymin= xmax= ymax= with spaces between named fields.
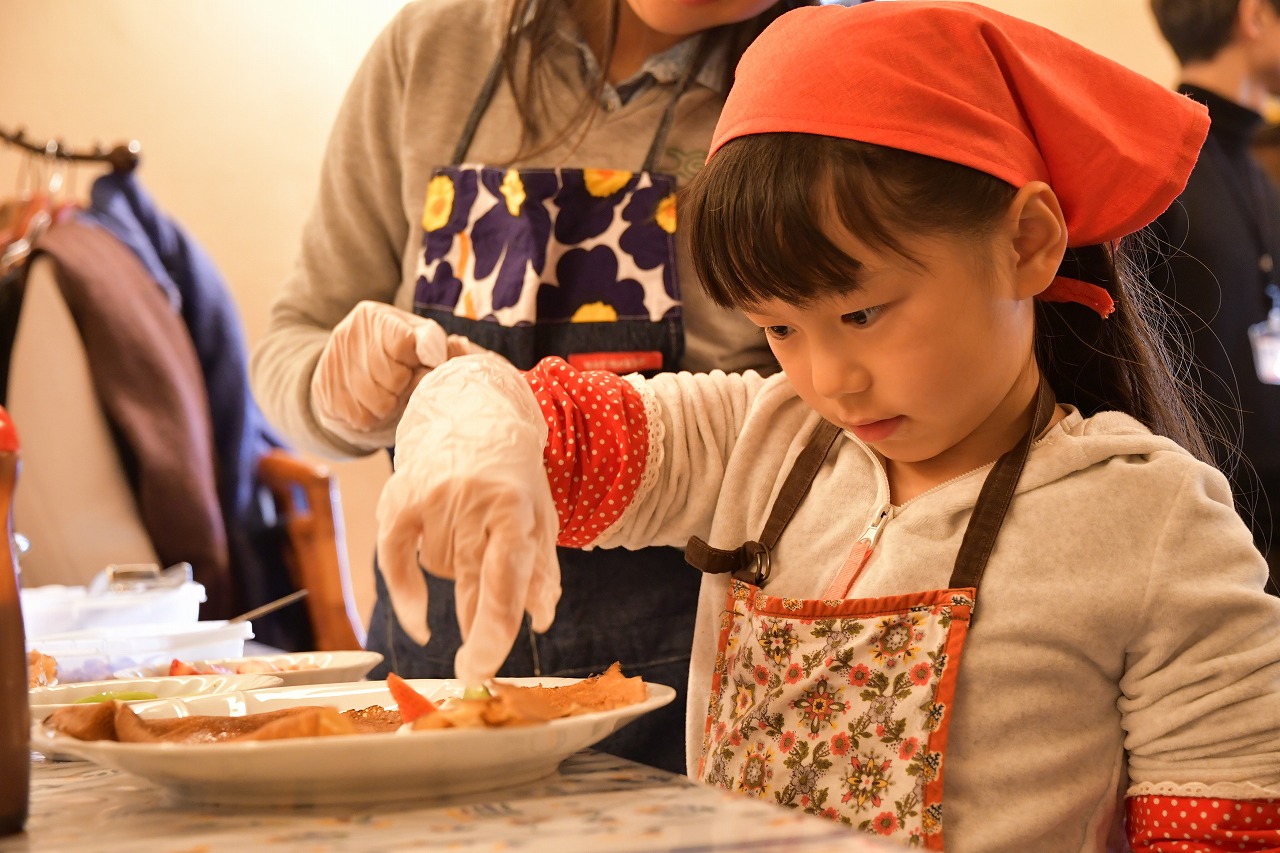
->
xmin=414 ymin=165 xmax=682 ymax=373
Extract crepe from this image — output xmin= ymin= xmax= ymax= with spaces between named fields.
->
xmin=412 ymin=662 xmax=647 ymax=730
xmin=501 ymin=662 xmax=646 ymax=714
xmin=44 ymin=701 xmax=401 ymax=744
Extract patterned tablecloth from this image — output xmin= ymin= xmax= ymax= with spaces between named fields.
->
xmin=2 ymin=751 xmax=898 ymax=852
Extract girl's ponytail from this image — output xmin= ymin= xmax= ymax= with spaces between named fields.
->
xmin=1034 ymin=239 xmax=1216 ymax=466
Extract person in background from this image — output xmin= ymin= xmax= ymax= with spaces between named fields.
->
xmin=1250 ymin=118 xmax=1280 ymax=182
xmin=249 ymin=0 xmax=819 ymax=775
xmin=375 ymin=2 xmax=1280 ymax=849
xmin=1149 ymin=0 xmax=1280 ymax=594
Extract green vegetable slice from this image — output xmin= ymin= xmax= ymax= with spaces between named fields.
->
xmin=72 ymin=691 xmax=159 ymax=704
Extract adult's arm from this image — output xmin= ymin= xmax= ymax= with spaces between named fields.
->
xmin=375 ymin=354 xmax=768 ymax=680
xmin=250 ymin=7 xmax=417 ymax=458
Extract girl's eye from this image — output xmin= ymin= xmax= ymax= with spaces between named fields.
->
xmin=764 ymin=325 xmax=792 ymax=341
xmin=843 ymin=305 xmax=885 ymax=327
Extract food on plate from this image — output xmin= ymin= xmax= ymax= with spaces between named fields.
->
xmin=44 ymin=662 xmax=647 ymax=744
xmin=202 ymin=705 xmax=402 ymax=741
xmin=45 ymin=700 xmax=402 ymax=744
xmin=167 ymin=657 xmax=320 ymax=676
xmin=386 ymin=672 xmax=436 ymax=723
xmin=28 ymin=649 xmax=57 ymax=688
xmin=500 ymin=662 xmax=646 ymax=715
xmin=72 ymin=691 xmax=159 ymax=704
xmin=409 ymin=662 xmax=647 ymax=731
xmin=341 ymin=704 xmax=404 ymax=731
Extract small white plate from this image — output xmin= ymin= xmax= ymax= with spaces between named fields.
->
xmin=29 ymin=673 xmax=284 ymax=720
xmin=112 ymin=649 xmax=384 ymax=686
xmin=31 ymin=677 xmax=676 ymax=806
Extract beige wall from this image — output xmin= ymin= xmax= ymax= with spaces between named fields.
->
xmin=0 ymin=0 xmax=406 ymax=626
xmin=984 ymin=0 xmax=1178 ymax=85
xmin=0 ymin=0 xmax=1179 ymax=634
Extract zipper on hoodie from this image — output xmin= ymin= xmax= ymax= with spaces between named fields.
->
xmin=821 ymin=502 xmax=893 ymax=599
xmin=824 ymin=449 xmax=988 ymax=599
xmin=824 ymin=419 xmax=1063 ymax=599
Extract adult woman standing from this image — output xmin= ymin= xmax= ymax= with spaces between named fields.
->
xmin=250 ymin=0 xmax=815 ymax=774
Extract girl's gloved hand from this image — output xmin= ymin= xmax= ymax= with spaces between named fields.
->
xmin=310 ymin=300 xmax=487 ymax=447
xmin=375 ymin=355 xmax=561 ymax=684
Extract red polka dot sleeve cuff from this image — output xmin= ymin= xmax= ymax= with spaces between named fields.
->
xmin=523 ymin=357 xmax=650 ymax=549
xmin=1128 ymin=795 xmax=1280 ymax=851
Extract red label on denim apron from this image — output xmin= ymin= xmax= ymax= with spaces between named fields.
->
xmin=568 ymin=351 xmax=665 ymax=373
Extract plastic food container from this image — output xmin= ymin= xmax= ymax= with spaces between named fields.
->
xmin=20 ymin=582 xmax=206 ymax=637
xmin=26 ymin=620 xmax=254 ymax=683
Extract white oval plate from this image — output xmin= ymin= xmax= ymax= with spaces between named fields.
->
xmin=29 ymin=673 xmax=285 ymax=720
xmin=112 ymin=649 xmax=384 ymax=686
xmin=31 ymin=677 xmax=676 ymax=806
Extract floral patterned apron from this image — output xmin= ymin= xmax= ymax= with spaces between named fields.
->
xmin=411 ymin=39 xmax=708 ymax=373
xmin=685 ymin=384 xmax=1056 ymax=848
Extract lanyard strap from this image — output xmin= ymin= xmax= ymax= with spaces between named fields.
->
xmin=452 ymin=25 xmax=709 ymax=170
xmin=1204 ymin=132 xmax=1279 ymax=289
xmin=686 ymin=381 xmax=1057 ymax=597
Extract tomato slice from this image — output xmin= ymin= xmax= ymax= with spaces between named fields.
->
xmin=168 ymin=658 xmax=199 ymax=676
xmin=387 ymin=672 xmax=437 ymax=723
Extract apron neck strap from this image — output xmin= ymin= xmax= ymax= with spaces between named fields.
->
xmin=686 ymin=418 xmax=841 ymax=582
xmin=947 ymin=380 xmax=1057 ymax=590
xmin=452 ymin=27 xmax=711 ymax=171
xmin=640 ymin=34 xmax=711 ymax=173
xmin=451 ymin=52 xmax=508 ymax=166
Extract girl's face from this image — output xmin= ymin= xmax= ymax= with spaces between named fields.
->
xmin=620 ymin=0 xmax=782 ymax=40
xmin=741 ymin=226 xmax=1043 ymax=501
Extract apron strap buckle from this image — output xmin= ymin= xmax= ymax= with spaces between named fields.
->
xmin=685 ymin=536 xmax=772 ymax=585
xmin=743 ymin=540 xmax=771 ymax=584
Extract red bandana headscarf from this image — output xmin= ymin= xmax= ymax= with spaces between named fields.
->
xmin=707 ymin=1 xmax=1211 ymax=318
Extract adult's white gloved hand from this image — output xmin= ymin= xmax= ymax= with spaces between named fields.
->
xmin=376 ymin=354 xmax=561 ymax=684
xmin=310 ymin=300 xmax=487 ymax=448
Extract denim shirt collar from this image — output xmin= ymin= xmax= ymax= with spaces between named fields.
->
xmin=552 ymin=15 xmax=727 ymax=109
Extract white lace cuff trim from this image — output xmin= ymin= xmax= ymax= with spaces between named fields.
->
xmin=1128 ymin=780 xmax=1280 ymax=800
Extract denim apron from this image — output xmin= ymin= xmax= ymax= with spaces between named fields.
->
xmin=366 ymin=41 xmax=709 ymax=775
xmin=685 ymin=385 xmax=1055 ymax=846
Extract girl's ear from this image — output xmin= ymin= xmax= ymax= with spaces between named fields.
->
xmin=1238 ymin=0 xmax=1266 ymax=40
xmin=1007 ymin=181 xmax=1067 ymax=299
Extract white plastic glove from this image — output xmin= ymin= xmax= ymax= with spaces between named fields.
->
xmin=310 ymin=300 xmax=487 ymax=448
xmin=375 ymin=354 xmax=561 ymax=684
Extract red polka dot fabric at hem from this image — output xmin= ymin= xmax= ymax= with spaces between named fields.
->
xmin=1127 ymin=795 xmax=1280 ymax=852
xmin=524 ymin=357 xmax=650 ymax=548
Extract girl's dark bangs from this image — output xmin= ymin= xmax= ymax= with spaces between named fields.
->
xmin=684 ymin=135 xmax=869 ymax=309
xmin=683 ymin=135 xmax=1017 ymax=310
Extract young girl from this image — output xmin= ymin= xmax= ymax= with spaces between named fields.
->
xmin=376 ymin=2 xmax=1280 ymax=849
xmin=250 ymin=0 xmax=816 ymax=775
